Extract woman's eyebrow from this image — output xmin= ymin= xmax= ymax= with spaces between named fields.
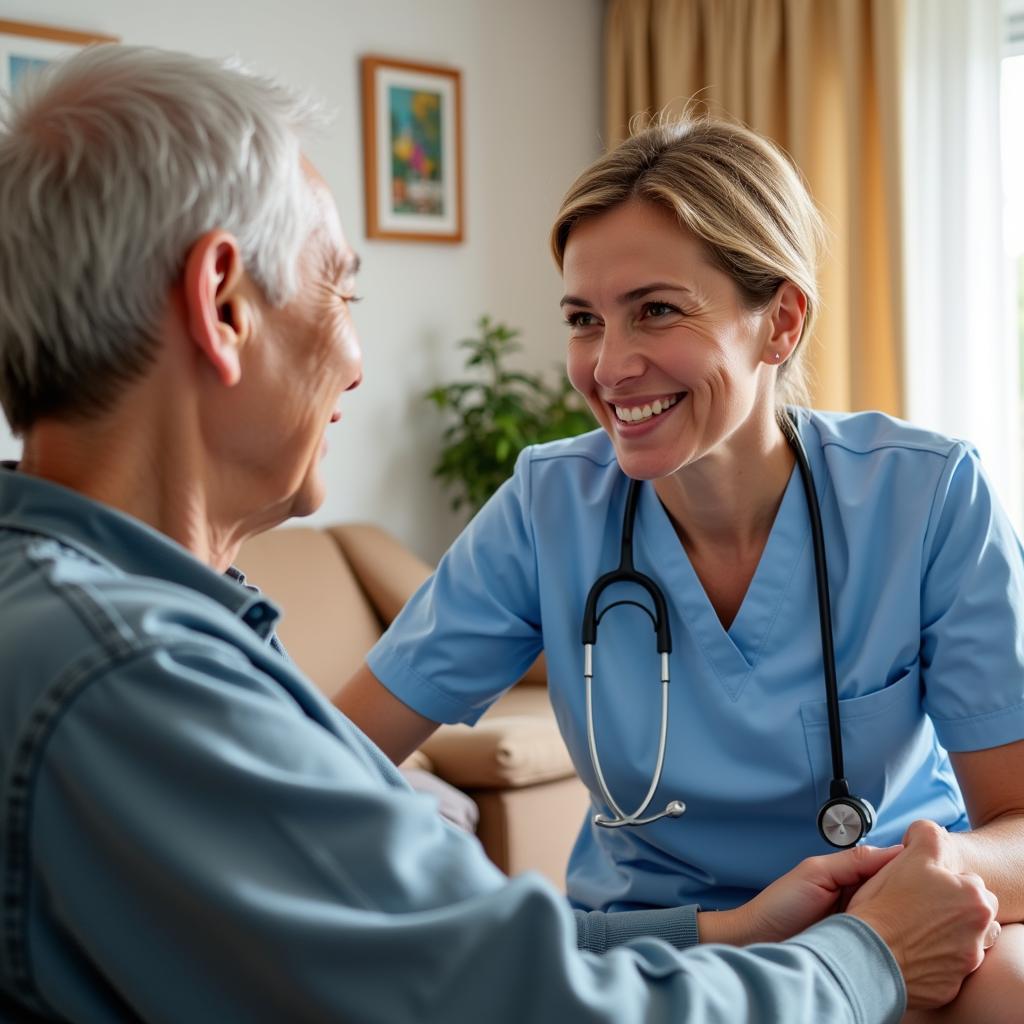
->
xmin=619 ymin=283 xmax=693 ymax=303
xmin=560 ymin=283 xmax=694 ymax=308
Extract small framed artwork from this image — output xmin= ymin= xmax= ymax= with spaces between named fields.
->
xmin=361 ymin=55 xmax=464 ymax=243
xmin=0 ymin=19 xmax=117 ymax=93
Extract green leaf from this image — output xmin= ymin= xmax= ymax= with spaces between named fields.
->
xmin=423 ymin=315 xmax=595 ymax=515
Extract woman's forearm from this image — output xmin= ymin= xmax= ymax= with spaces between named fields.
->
xmin=948 ymin=813 xmax=1024 ymax=923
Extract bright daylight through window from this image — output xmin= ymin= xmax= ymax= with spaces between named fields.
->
xmin=1005 ymin=7 xmax=1024 ymax=442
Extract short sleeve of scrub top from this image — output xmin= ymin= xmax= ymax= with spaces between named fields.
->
xmin=917 ymin=439 xmax=1024 ymax=750
xmin=367 ymin=444 xmax=549 ymax=725
xmin=368 ymin=413 xmax=1024 ymax=912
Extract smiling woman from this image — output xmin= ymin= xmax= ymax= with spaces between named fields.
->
xmin=558 ymin=197 xmax=807 ymax=495
xmin=339 ymin=113 xmax=1024 ymax=1020
xmin=553 ymin=115 xmax=822 ymax=414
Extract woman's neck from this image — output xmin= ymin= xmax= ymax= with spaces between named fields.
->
xmin=653 ymin=409 xmax=795 ymax=559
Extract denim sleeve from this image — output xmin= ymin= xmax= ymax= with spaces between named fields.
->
xmin=24 ymin=642 xmax=904 ymax=1024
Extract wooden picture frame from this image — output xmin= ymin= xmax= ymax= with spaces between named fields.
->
xmin=0 ymin=19 xmax=118 ymax=93
xmin=361 ymin=55 xmax=463 ymax=243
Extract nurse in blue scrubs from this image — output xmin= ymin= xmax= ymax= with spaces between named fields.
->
xmin=339 ymin=117 xmax=1024 ymax=1013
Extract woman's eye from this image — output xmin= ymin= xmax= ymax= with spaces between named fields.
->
xmin=642 ymin=301 xmax=679 ymax=319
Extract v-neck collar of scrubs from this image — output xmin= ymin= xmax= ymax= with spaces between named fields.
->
xmin=635 ymin=415 xmax=825 ymax=700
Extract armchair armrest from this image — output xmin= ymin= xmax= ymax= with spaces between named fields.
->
xmin=328 ymin=523 xmax=433 ymax=625
xmin=421 ymin=714 xmax=576 ymax=790
xmin=329 ymin=522 xmax=549 ymax=686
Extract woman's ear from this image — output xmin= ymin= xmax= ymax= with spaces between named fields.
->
xmin=762 ymin=282 xmax=807 ymax=366
xmin=182 ymin=231 xmax=252 ymax=387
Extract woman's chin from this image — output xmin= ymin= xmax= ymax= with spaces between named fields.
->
xmin=612 ymin=452 xmax=678 ymax=481
xmin=622 ymin=445 xmax=712 ymax=483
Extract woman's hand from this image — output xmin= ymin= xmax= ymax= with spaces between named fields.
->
xmin=698 ymin=844 xmax=903 ymax=945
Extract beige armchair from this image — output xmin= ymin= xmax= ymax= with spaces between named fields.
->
xmin=236 ymin=524 xmax=588 ymax=887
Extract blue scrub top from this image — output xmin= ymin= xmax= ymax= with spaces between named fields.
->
xmin=368 ymin=410 xmax=1024 ymax=912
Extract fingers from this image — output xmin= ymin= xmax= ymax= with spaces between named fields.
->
xmin=956 ymin=871 xmax=999 ymax=974
xmin=901 ymin=819 xmax=953 ymax=862
xmin=845 ymin=849 xmax=1000 ymax=1008
xmin=980 ymin=880 xmax=1000 ymax=922
xmin=802 ymin=844 xmax=904 ymax=889
xmin=983 ymin=921 xmax=1002 ymax=951
xmin=959 ymin=870 xmax=999 ymax=921
xmin=850 ymin=843 xmax=904 ymax=877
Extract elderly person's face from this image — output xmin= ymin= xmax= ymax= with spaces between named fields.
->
xmin=560 ymin=198 xmax=779 ymax=482
xmin=212 ymin=167 xmax=363 ymax=522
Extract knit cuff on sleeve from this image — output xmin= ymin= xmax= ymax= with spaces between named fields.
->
xmin=574 ymin=904 xmax=701 ymax=954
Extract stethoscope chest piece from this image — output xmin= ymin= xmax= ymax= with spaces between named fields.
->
xmin=817 ymin=795 xmax=876 ymax=848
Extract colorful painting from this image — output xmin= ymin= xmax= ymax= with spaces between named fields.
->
xmin=389 ymin=86 xmax=445 ymax=216
xmin=0 ymin=19 xmax=117 ymax=95
xmin=362 ymin=57 xmax=463 ymax=242
xmin=9 ymin=55 xmax=50 ymax=91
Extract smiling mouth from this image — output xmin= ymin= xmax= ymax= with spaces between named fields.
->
xmin=612 ymin=393 xmax=685 ymax=424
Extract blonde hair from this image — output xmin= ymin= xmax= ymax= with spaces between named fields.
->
xmin=551 ymin=114 xmax=825 ymax=406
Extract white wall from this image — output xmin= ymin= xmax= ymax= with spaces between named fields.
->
xmin=0 ymin=0 xmax=604 ymax=560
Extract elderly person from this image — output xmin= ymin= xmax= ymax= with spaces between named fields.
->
xmin=0 ymin=46 xmax=996 ymax=1024
xmin=339 ymin=117 xmax=1024 ymax=1019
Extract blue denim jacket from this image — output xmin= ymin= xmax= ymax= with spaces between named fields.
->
xmin=0 ymin=467 xmax=903 ymax=1023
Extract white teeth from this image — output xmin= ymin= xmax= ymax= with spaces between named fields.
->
xmin=614 ymin=394 xmax=680 ymax=423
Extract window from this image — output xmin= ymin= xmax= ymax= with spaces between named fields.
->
xmin=1004 ymin=2 xmax=1024 ymax=448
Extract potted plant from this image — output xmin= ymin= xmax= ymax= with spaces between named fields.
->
xmin=426 ymin=315 xmax=594 ymax=514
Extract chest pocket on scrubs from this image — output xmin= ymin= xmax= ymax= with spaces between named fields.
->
xmin=800 ymin=664 xmax=929 ymax=820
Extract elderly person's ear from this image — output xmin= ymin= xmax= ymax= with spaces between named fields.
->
xmin=183 ymin=230 xmax=252 ymax=387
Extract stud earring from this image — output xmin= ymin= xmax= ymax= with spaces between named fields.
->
xmin=773 ymin=352 xmax=782 ymax=363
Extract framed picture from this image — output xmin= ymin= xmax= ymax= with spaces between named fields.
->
xmin=361 ymin=55 xmax=463 ymax=243
xmin=0 ymin=19 xmax=117 ymax=93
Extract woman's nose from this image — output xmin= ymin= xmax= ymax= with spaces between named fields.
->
xmin=593 ymin=325 xmax=644 ymax=388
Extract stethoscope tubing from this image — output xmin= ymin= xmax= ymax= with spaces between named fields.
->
xmin=581 ymin=407 xmax=864 ymax=835
xmin=779 ymin=412 xmax=852 ymax=799
xmin=585 ymin=672 xmax=672 ymax=826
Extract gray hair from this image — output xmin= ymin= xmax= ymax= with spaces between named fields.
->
xmin=0 ymin=44 xmax=324 ymax=433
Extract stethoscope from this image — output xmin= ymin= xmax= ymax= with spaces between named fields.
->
xmin=581 ymin=409 xmax=876 ymax=848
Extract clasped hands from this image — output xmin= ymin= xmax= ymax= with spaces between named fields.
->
xmin=698 ymin=820 xmax=999 ymax=1011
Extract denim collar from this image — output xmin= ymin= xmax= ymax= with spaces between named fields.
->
xmin=0 ymin=463 xmax=279 ymax=638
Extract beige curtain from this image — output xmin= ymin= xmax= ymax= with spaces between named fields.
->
xmin=605 ymin=0 xmax=904 ymax=414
